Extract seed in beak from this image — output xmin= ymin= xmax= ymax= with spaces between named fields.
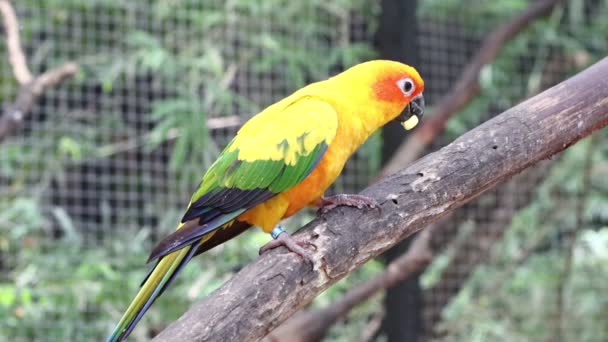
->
xmin=401 ymin=115 xmax=419 ymax=130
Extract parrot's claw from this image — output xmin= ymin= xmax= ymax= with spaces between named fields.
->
xmin=316 ymin=194 xmax=380 ymax=215
xmin=260 ymin=228 xmax=315 ymax=266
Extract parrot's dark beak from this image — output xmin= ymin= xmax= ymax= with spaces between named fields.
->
xmin=398 ymin=93 xmax=425 ymax=131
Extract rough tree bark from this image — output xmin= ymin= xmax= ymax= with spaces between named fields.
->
xmin=152 ymin=58 xmax=608 ymax=342
xmin=264 ymin=229 xmax=433 ymax=342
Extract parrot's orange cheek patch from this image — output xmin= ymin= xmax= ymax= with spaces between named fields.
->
xmin=372 ymin=75 xmax=405 ymax=103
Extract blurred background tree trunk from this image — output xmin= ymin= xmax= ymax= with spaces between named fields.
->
xmin=376 ymin=0 xmax=423 ymax=341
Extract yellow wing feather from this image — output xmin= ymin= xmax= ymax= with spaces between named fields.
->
xmin=228 ymin=96 xmax=338 ymax=165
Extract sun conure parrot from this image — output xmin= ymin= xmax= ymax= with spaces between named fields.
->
xmin=107 ymin=60 xmax=424 ymax=341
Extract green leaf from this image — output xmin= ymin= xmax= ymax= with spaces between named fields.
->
xmin=0 ymin=286 xmax=16 ymax=306
xmin=57 ymin=136 xmax=83 ymax=161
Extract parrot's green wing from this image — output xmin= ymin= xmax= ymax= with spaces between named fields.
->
xmin=148 ymin=97 xmax=338 ymax=261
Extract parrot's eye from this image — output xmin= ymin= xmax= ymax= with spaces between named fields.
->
xmin=397 ymin=77 xmax=415 ymax=97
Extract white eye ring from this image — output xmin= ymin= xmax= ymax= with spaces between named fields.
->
xmin=397 ymin=77 xmax=415 ymax=96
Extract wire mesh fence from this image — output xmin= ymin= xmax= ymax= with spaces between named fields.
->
xmin=0 ymin=1 xmax=606 ymax=341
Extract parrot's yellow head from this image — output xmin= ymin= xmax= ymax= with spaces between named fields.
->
xmin=330 ymin=60 xmax=425 ymax=131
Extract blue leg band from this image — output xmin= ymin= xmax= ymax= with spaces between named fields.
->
xmin=271 ymin=225 xmax=285 ymax=239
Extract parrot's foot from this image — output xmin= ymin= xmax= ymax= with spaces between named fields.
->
xmin=259 ymin=226 xmax=314 ymax=265
xmin=316 ymin=194 xmax=380 ymax=215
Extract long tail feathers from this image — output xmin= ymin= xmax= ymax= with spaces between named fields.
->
xmin=106 ymin=243 xmax=197 ymax=342
xmin=106 ymin=218 xmax=252 ymax=341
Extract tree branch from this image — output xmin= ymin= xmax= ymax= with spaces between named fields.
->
xmin=0 ymin=0 xmax=31 ymax=85
xmin=264 ymin=229 xmax=433 ymax=342
xmin=152 ymin=58 xmax=608 ymax=342
xmin=380 ymin=0 xmax=562 ymax=177
xmin=0 ymin=0 xmax=79 ymax=141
